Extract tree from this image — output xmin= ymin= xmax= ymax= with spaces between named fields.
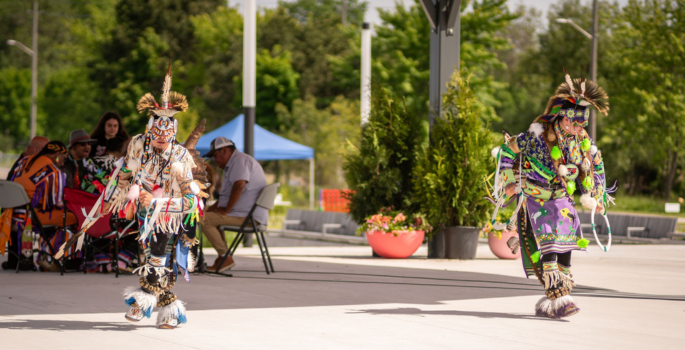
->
xmin=233 ymin=46 xmax=301 ymax=131
xmin=602 ymin=0 xmax=685 ymax=199
xmin=276 ymin=95 xmax=360 ymax=189
xmin=343 ymin=86 xmax=424 ymax=222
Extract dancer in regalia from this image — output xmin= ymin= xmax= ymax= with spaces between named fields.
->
xmin=57 ymin=66 xmax=209 ymax=329
xmin=491 ymin=69 xmax=614 ymax=318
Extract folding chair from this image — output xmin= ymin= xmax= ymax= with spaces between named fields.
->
xmin=214 ymin=183 xmax=280 ymax=275
xmin=0 ymin=180 xmax=64 ymax=273
xmin=64 ymin=187 xmax=137 ymax=278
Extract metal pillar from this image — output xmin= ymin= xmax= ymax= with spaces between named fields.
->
xmin=30 ymin=0 xmax=38 ymax=139
xmin=420 ymin=0 xmax=461 ymax=134
xmin=309 ymin=158 xmax=315 ymax=210
xmin=360 ymin=22 xmax=371 ymax=125
xmin=589 ymin=0 xmax=599 ymax=140
xmin=243 ymin=0 xmax=256 ymax=156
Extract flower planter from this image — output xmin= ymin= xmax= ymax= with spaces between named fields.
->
xmin=366 ymin=230 xmax=425 ymax=259
xmin=488 ymin=229 xmax=520 ymax=260
xmin=427 ymin=226 xmax=479 ymax=259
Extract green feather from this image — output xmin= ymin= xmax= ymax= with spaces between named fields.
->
xmin=566 ymin=181 xmax=576 ymax=195
xmin=577 ymin=238 xmax=590 ymax=248
xmin=531 ymin=251 xmax=541 ymax=264
xmin=582 ymin=176 xmax=593 ymax=190
xmin=551 ymin=146 xmax=562 ymax=160
xmin=581 ymin=138 xmax=591 ymax=151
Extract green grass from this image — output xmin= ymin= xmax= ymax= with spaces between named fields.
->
xmin=603 ymin=193 xmax=685 ymax=218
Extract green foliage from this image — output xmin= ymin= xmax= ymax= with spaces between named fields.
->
xmin=234 ymin=46 xmax=301 ymax=131
xmin=283 ymin=0 xmax=368 ymax=27
xmin=276 ymin=95 xmax=360 ymax=189
xmin=413 ymin=73 xmax=494 ymax=228
xmin=343 ymin=86 xmax=424 ymax=223
xmin=602 ymin=0 xmax=685 ymax=199
xmin=0 ymin=67 xmax=32 ymax=138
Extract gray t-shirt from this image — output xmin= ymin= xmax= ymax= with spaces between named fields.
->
xmin=218 ymin=150 xmax=268 ymax=224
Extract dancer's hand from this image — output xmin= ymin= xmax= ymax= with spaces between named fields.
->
xmin=505 ymin=184 xmax=517 ymax=197
xmin=596 ymin=201 xmax=604 ymax=213
xmin=139 ymin=190 xmax=153 ymax=207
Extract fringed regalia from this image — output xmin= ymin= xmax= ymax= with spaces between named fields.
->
xmin=56 ymin=65 xmax=209 ymax=329
xmin=490 ymin=69 xmax=615 ymax=318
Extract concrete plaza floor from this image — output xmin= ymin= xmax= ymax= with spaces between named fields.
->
xmin=1 ymin=237 xmax=684 ymax=350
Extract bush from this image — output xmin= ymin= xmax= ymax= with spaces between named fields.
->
xmin=413 ymin=73 xmax=494 ymax=230
xmin=343 ymin=85 xmax=425 ymax=223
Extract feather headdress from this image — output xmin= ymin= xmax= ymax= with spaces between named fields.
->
xmin=136 ymin=63 xmax=188 ymax=118
xmin=136 ymin=64 xmax=188 ymax=142
xmin=536 ymin=68 xmax=609 ymax=123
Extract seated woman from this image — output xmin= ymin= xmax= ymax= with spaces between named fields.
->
xmin=11 ymin=141 xmax=78 ymax=227
xmin=89 ymin=111 xmax=130 ymax=158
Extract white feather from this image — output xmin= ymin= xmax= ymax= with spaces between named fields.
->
xmin=127 ymin=184 xmax=140 ymax=201
xmin=558 ymin=164 xmax=568 ymax=177
xmin=529 ymin=123 xmax=544 ymax=137
xmin=157 ymin=299 xmax=187 ymax=326
xmin=535 ymin=296 xmax=553 ymax=316
xmin=147 ymin=117 xmax=154 ymax=131
xmin=591 ymin=145 xmax=598 ymax=155
xmin=128 ymin=159 xmax=140 ymax=174
xmin=491 ymin=146 xmax=501 ymax=158
xmin=551 ymin=295 xmax=576 ymax=314
xmin=123 ymin=286 xmax=157 ymax=310
xmin=580 ymin=193 xmax=598 ymax=211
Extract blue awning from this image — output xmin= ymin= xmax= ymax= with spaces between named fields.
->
xmin=196 ymin=114 xmax=314 ymax=161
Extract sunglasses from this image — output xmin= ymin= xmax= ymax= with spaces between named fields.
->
xmin=560 ymin=108 xmax=589 ymax=127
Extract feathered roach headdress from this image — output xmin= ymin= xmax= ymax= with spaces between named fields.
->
xmin=536 ymin=68 xmax=609 ymax=124
xmin=136 ymin=64 xmax=188 ymax=143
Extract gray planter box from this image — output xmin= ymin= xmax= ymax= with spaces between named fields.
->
xmin=427 ymin=226 xmax=479 ymax=259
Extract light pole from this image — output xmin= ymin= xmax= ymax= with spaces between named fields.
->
xmin=360 ymin=22 xmax=371 ymax=125
xmin=556 ymin=0 xmax=599 ymax=140
xmin=6 ymin=0 xmax=39 ymax=139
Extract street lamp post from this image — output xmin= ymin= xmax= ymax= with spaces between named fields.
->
xmin=556 ymin=0 xmax=599 ymax=140
xmin=6 ymin=0 xmax=38 ymax=139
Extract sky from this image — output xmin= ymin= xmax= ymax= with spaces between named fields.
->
xmin=228 ymin=0 xmax=631 ymax=29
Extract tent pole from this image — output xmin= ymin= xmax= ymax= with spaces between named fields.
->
xmin=310 ymin=158 xmax=315 ymax=210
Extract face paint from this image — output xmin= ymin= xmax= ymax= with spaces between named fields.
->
xmin=149 ymin=113 xmax=177 ymax=143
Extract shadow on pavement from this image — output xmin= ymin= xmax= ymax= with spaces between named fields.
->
xmin=0 ymin=319 xmax=156 ymax=331
xmin=1 ymin=255 xmax=681 ymax=317
xmin=347 ymin=307 xmax=569 ymax=322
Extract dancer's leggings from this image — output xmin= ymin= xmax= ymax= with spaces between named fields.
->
xmin=541 ymin=251 xmax=572 ymax=266
xmin=146 ymin=231 xmax=174 ymax=285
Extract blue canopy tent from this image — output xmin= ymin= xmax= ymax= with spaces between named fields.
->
xmin=197 ymin=115 xmax=316 ymax=209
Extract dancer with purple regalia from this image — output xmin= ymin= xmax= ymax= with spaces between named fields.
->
xmin=490 ymin=69 xmax=614 ymax=318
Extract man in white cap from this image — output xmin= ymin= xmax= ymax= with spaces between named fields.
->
xmin=62 ymin=128 xmax=96 ymax=188
xmin=201 ymin=136 xmax=268 ymax=272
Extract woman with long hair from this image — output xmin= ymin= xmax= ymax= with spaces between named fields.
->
xmin=89 ymin=111 xmax=130 ymax=157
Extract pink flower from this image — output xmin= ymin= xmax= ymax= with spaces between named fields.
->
xmin=393 ymin=213 xmax=406 ymax=223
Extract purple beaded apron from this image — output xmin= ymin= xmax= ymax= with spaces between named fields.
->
xmin=526 ymin=197 xmax=582 ymax=255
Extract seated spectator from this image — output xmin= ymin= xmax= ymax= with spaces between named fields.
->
xmin=62 ymin=129 xmax=96 ymax=189
xmin=89 ymin=111 xmax=130 ymax=158
xmin=5 ymin=136 xmax=49 ymax=180
xmin=200 ymin=137 xmax=268 ymax=272
xmin=11 ymin=141 xmax=77 ymax=227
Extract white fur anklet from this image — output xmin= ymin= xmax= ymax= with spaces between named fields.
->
xmin=123 ymin=286 xmax=156 ymax=318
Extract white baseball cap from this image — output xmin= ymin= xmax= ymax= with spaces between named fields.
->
xmin=203 ymin=136 xmax=235 ymax=157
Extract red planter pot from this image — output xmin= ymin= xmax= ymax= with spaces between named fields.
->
xmin=366 ymin=230 xmax=425 ymax=259
xmin=487 ymin=229 xmax=520 ymax=260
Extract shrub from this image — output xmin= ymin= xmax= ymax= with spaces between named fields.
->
xmin=413 ymin=72 xmax=494 ymax=231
